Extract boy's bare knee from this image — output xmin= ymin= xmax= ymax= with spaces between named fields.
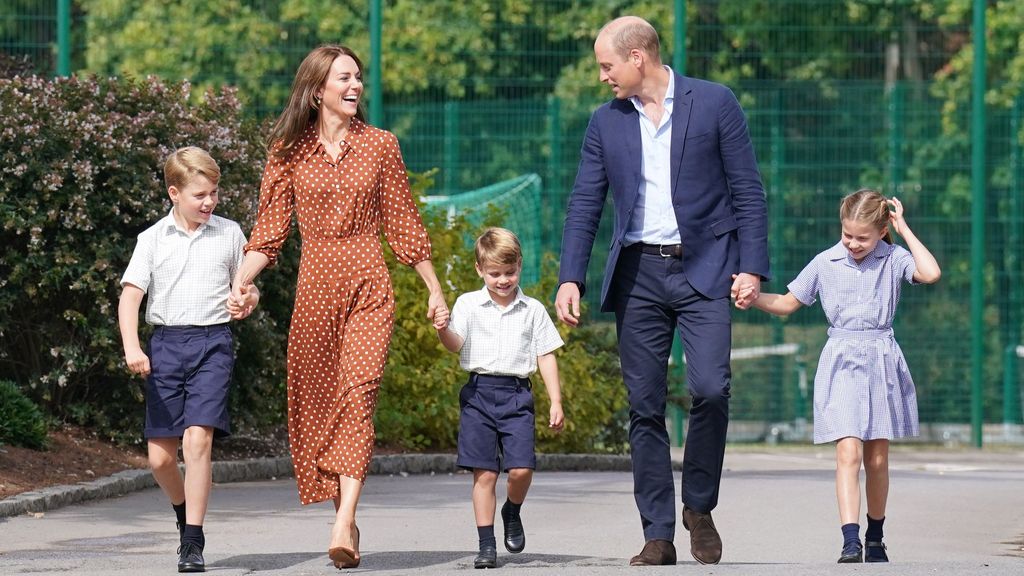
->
xmin=474 ymin=470 xmax=499 ymax=488
xmin=182 ymin=426 xmax=214 ymax=461
xmin=148 ymin=450 xmax=177 ymax=472
xmin=507 ymin=468 xmax=533 ymax=483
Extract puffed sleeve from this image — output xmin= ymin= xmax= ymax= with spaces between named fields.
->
xmin=787 ymin=256 xmax=821 ymax=306
xmin=244 ymin=145 xmax=295 ymax=266
xmin=379 ymin=131 xmax=432 ymax=266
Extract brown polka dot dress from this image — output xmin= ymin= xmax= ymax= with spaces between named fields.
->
xmin=245 ymin=119 xmax=431 ymax=505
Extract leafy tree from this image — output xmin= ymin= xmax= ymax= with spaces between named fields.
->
xmin=82 ymin=0 xmax=286 ymax=111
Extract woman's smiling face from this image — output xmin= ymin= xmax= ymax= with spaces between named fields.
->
xmin=318 ymin=55 xmax=363 ymax=120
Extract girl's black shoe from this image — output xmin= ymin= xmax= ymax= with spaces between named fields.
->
xmin=864 ymin=540 xmax=889 ymax=562
xmin=837 ymin=541 xmax=863 ymax=563
xmin=474 ymin=545 xmax=497 ymax=569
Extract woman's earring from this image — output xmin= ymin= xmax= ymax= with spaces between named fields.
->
xmin=313 ymin=95 xmax=322 ymax=109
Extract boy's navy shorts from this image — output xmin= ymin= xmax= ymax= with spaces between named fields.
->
xmin=457 ymin=372 xmax=536 ymax=472
xmin=144 ymin=324 xmax=233 ymax=439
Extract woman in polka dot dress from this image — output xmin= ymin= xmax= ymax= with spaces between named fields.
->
xmin=231 ymin=45 xmax=449 ymax=569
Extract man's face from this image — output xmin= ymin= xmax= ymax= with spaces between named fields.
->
xmin=594 ymin=35 xmax=641 ymax=99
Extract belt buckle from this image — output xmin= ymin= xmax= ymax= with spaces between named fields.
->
xmin=659 ymin=244 xmax=674 ymax=258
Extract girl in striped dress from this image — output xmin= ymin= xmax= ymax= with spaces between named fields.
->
xmin=736 ymin=189 xmax=940 ymax=564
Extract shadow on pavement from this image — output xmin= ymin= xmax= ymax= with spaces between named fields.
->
xmin=210 ymin=552 xmax=323 ymax=571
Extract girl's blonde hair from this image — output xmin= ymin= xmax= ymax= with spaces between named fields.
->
xmin=840 ymin=188 xmax=893 ymax=244
xmin=267 ymin=44 xmax=367 ymax=156
xmin=164 ymin=146 xmax=220 ymax=190
xmin=475 ymin=227 xmax=522 ymax=267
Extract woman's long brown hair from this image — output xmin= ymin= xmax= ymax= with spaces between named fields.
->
xmin=267 ymin=44 xmax=367 ymax=156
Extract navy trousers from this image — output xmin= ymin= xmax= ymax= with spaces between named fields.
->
xmin=611 ymin=248 xmax=731 ymax=542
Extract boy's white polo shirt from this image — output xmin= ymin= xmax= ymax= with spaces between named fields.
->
xmin=447 ymin=286 xmax=564 ymax=379
xmin=121 ymin=210 xmax=246 ymax=326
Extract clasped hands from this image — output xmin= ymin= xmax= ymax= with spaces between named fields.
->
xmin=731 ymin=273 xmax=761 ymax=310
xmin=226 ymin=283 xmax=260 ymax=320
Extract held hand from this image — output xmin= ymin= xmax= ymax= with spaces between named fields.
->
xmin=549 ymin=403 xmax=565 ymax=432
xmin=555 ymin=283 xmax=581 ymax=327
xmin=428 ymin=291 xmax=449 ymax=330
xmin=887 ymin=196 xmax=908 ymax=236
xmin=730 ymin=273 xmax=761 ymax=310
xmin=125 ymin=348 xmax=151 ymax=377
xmin=229 ymin=281 xmax=245 ymax=309
xmin=227 ymin=284 xmax=258 ymax=320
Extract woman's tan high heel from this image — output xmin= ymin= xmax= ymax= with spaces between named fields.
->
xmin=329 ymin=525 xmax=360 ymax=569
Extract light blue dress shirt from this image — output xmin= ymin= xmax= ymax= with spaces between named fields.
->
xmin=623 ymin=67 xmax=680 ymax=245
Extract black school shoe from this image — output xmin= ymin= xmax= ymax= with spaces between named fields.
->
xmin=177 ymin=541 xmax=205 ymax=573
xmin=501 ymin=501 xmax=525 ymax=553
xmin=837 ymin=540 xmax=863 ymax=563
xmin=474 ymin=545 xmax=497 ymax=569
xmin=865 ymin=540 xmax=889 ymax=562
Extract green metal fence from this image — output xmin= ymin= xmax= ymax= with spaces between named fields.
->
xmin=4 ymin=1 xmax=1022 ymax=443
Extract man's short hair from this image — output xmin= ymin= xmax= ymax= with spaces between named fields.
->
xmin=600 ymin=16 xmax=661 ymax=62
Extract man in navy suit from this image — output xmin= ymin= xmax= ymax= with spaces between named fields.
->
xmin=555 ymin=16 xmax=769 ymax=566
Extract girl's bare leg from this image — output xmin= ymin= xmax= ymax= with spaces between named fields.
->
xmin=835 ymin=437 xmax=864 ymax=524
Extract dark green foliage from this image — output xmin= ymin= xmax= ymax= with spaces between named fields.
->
xmin=377 ymin=176 xmax=628 ymax=452
xmin=0 ymin=380 xmax=49 ymax=449
xmin=0 ymin=73 xmax=627 ymax=451
xmin=0 ymin=73 xmax=294 ymax=442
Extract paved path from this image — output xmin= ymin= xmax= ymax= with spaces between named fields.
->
xmin=1 ymin=448 xmax=1022 ymax=575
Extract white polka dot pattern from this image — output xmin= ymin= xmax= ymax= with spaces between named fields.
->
xmin=244 ymin=119 xmax=432 ymax=505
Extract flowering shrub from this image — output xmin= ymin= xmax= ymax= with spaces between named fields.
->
xmin=0 ymin=73 xmax=626 ymax=452
xmin=0 ymin=73 xmax=294 ymax=441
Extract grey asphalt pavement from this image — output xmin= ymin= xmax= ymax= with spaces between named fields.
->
xmin=1 ymin=447 xmax=1022 ymax=575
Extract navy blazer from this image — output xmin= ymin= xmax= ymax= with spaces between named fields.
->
xmin=558 ymin=72 xmax=771 ymax=312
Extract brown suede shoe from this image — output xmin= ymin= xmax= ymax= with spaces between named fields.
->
xmin=628 ymin=539 xmax=677 ymax=566
xmin=682 ymin=507 xmax=723 ymax=565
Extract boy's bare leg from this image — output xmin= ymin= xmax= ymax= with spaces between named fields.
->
xmin=181 ymin=425 xmax=214 ymax=525
xmin=473 ymin=470 xmax=499 ymax=526
xmin=330 ymin=475 xmax=364 ymax=556
xmin=863 ymin=439 xmax=890 ymax=520
xmin=148 ymin=437 xmax=185 ymax=504
xmin=506 ymin=468 xmax=533 ymax=504
xmin=835 ymin=437 xmax=863 ymax=524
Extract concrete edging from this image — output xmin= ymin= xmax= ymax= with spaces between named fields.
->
xmin=1 ymin=453 xmax=635 ymax=518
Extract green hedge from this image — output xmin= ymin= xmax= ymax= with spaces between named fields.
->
xmin=0 ymin=380 xmax=49 ymax=449
xmin=0 ymin=73 xmax=294 ymax=442
xmin=0 ymin=73 xmax=626 ymax=452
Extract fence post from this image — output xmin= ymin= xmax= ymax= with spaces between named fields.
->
xmin=1005 ymin=95 xmax=1023 ymax=425
xmin=671 ymin=338 xmax=686 ymax=446
xmin=56 ymin=0 xmax=71 ymax=76
xmin=369 ymin=0 xmax=383 ymax=127
xmin=547 ymin=96 xmax=562 ymax=254
xmin=673 ymin=0 xmax=686 ymax=76
xmin=444 ymin=101 xmax=460 ymax=195
xmin=969 ymin=0 xmax=987 ymax=448
xmin=671 ymin=0 xmax=688 ymax=447
xmin=770 ymin=87 xmax=786 ymax=423
xmin=888 ymin=82 xmax=904 ymax=194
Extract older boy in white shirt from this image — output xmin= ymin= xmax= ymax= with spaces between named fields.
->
xmin=118 ymin=147 xmax=258 ymax=573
